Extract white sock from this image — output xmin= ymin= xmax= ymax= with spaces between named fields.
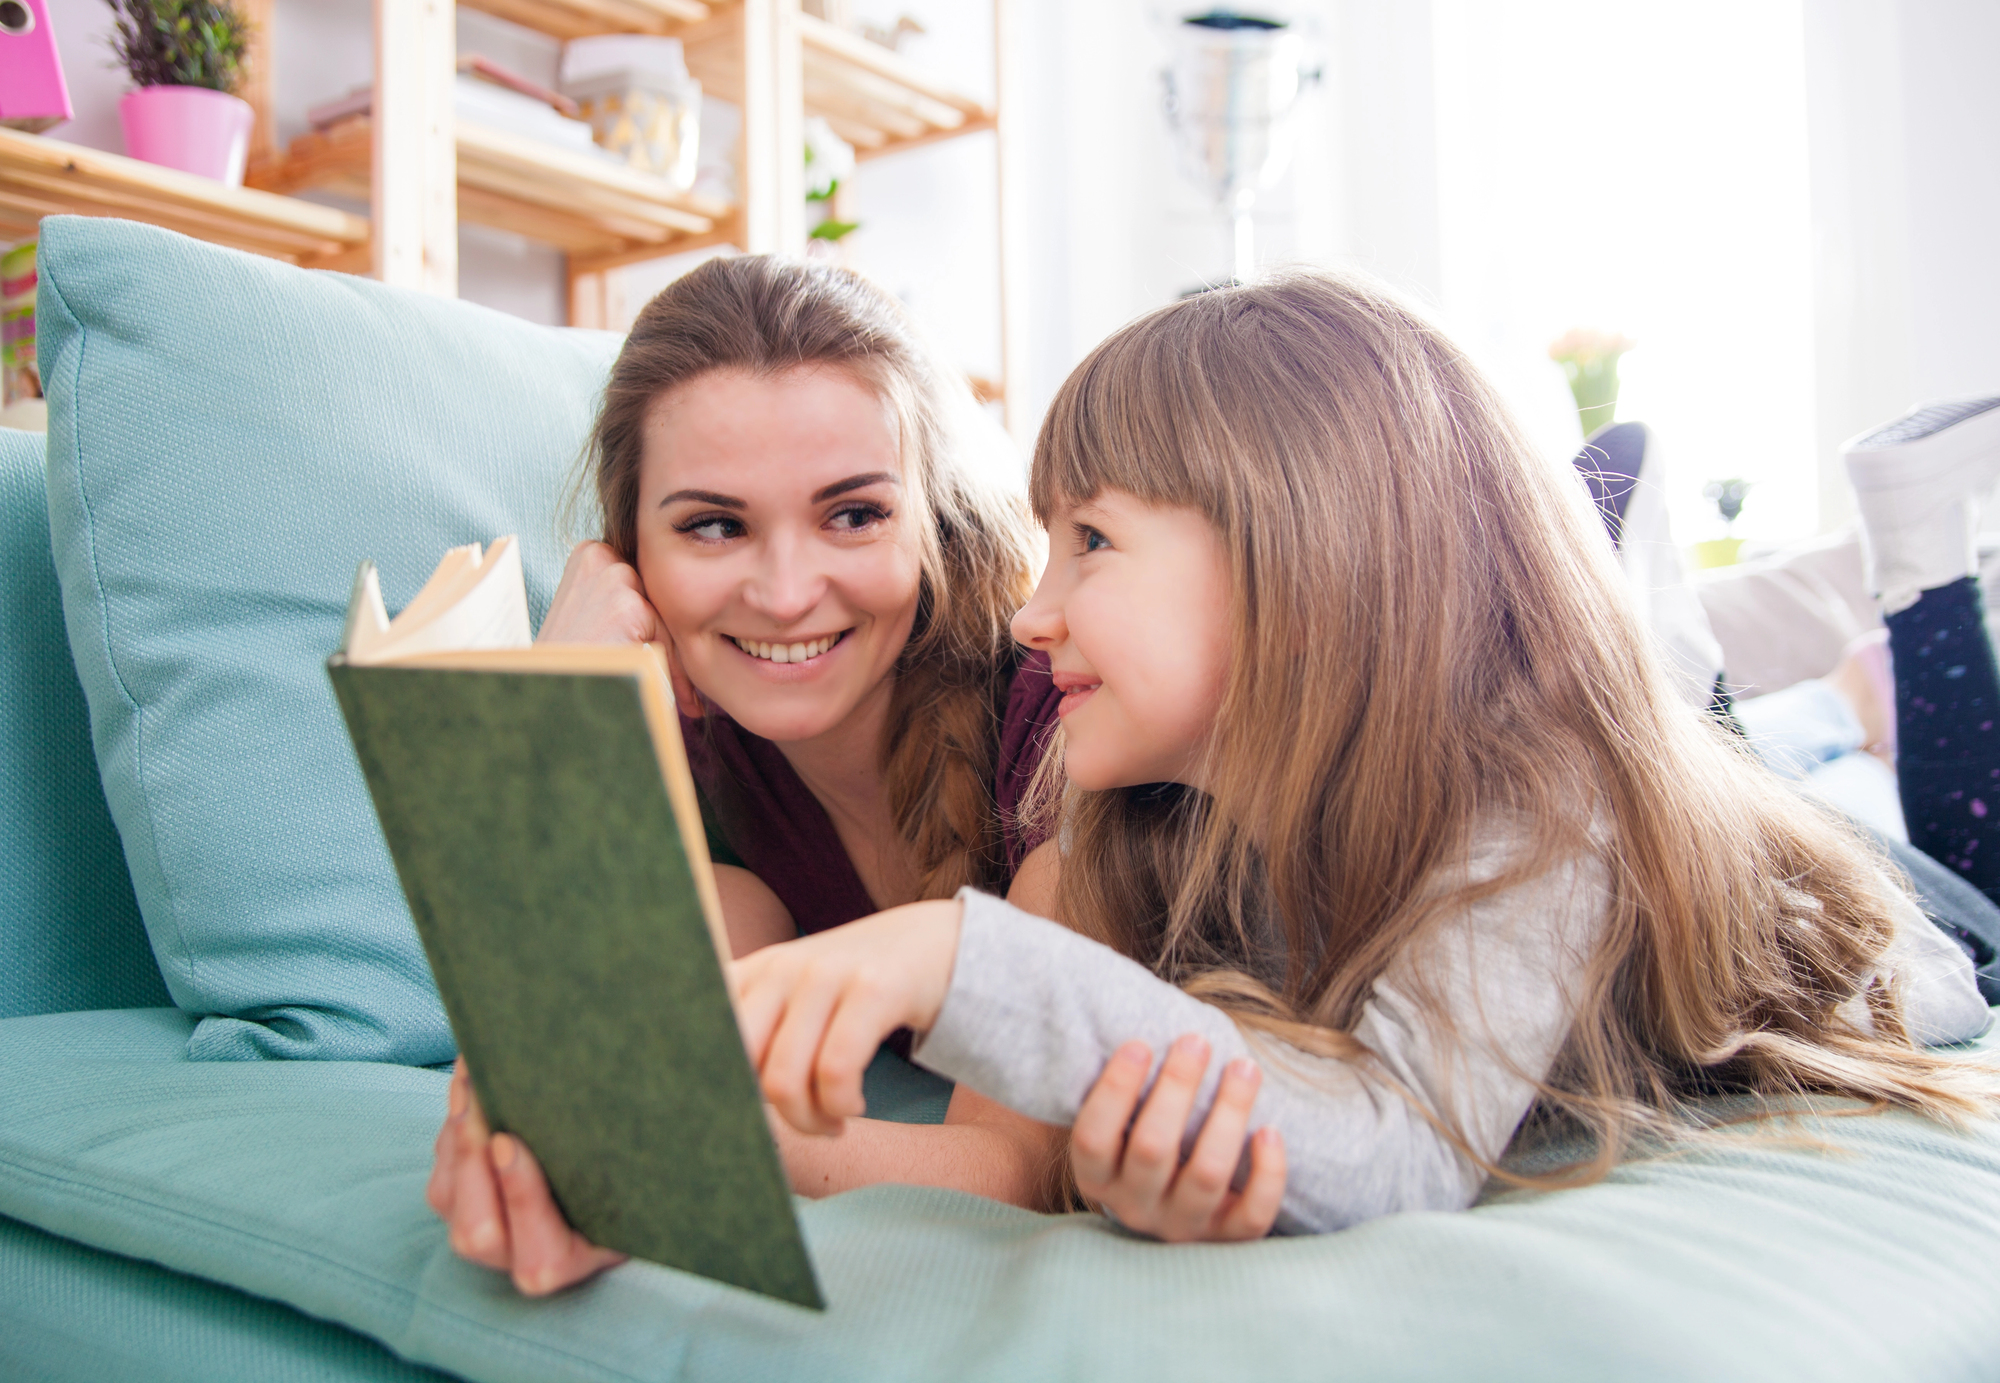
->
xmin=1842 ymin=397 xmax=2000 ymax=614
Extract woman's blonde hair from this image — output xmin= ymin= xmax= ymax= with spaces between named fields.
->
xmin=587 ymin=255 xmax=1038 ymax=897
xmin=1030 ymin=267 xmax=1994 ymax=1183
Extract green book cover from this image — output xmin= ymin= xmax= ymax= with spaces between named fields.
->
xmin=329 ymin=652 xmax=823 ymax=1310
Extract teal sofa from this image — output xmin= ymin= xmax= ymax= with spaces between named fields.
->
xmin=4 ymin=216 xmax=2000 ymax=1382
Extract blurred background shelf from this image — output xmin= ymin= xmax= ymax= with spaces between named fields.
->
xmin=248 ymin=117 xmax=731 ymax=270
xmin=462 ymin=1 xmax=996 ymax=160
xmin=0 ymin=128 xmax=370 ymax=271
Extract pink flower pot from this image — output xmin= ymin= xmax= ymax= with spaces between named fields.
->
xmin=118 ymin=85 xmax=253 ymax=186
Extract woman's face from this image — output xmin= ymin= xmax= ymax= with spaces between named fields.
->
xmin=634 ymin=365 xmax=924 ymax=745
xmin=1011 ymin=488 xmax=1232 ymax=792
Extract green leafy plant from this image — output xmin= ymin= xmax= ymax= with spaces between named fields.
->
xmin=1548 ymin=327 xmax=1637 ymax=439
xmin=105 ymin=0 xmax=252 ymax=94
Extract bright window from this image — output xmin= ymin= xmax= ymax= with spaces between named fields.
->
xmin=1431 ymin=0 xmax=1816 ymax=545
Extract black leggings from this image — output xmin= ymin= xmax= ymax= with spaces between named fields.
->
xmin=1889 ymin=576 xmax=2000 ymax=900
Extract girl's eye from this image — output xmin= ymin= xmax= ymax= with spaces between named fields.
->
xmin=1078 ymin=525 xmax=1111 ymax=553
xmin=675 ymin=515 xmax=744 ymax=542
xmin=828 ymin=503 xmax=890 ymax=532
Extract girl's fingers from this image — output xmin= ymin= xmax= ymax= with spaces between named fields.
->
xmin=1116 ymin=1034 xmax=1210 ymax=1209
xmin=1213 ymin=1126 xmax=1287 ymax=1241
xmin=1158 ymin=1058 xmax=1260 ymax=1242
xmin=492 ymin=1134 xmax=626 ymax=1296
xmin=1070 ymin=1041 xmax=1152 ymax=1194
xmin=813 ymin=985 xmax=895 ymax=1125
xmin=758 ymin=969 xmax=847 ymax=1135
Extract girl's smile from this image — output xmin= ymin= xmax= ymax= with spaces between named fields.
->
xmin=1051 ymin=669 xmax=1101 ymax=717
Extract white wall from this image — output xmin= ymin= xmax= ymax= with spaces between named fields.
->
xmin=1806 ymin=0 xmax=2000 ymax=530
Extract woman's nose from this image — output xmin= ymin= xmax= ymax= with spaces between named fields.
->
xmin=1010 ymin=573 xmax=1066 ymax=649
xmin=744 ymin=535 xmax=826 ymax=625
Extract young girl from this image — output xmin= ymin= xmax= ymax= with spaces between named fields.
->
xmin=735 ymin=268 xmax=1994 ymax=1242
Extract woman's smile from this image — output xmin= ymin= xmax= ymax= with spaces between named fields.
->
xmin=728 ymin=629 xmax=852 ymax=666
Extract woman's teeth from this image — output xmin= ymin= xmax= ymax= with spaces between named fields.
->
xmin=732 ymin=633 xmax=841 ymax=664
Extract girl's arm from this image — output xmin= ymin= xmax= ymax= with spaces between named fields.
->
xmin=912 ymin=839 xmax=1616 ymax=1235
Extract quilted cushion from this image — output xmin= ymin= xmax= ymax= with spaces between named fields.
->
xmin=36 ymin=216 xmax=619 ymax=1062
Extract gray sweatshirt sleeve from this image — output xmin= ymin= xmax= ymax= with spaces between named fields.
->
xmin=913 ymin=836 xmax=1615 ymax=1235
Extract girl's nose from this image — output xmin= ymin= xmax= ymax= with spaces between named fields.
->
xmin=1011 ymin=574 xmax=1066 ymax=649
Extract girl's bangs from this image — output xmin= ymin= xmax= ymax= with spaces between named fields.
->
xmin=1029 ymin=304 xmax=1212 ymax=523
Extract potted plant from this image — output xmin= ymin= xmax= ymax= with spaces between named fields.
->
xmin=106 ymin=0 xmax=254 ymax=186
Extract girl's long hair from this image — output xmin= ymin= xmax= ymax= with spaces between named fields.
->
xmin=1030 ymin=268 xmax=1995 ymax=1183
xmin=586 ymin=255 xmax=1038 ymax=898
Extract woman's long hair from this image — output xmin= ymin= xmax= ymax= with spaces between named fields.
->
xmin=1030 ymin=268 xmax=1995 ymax=1183
xmin=586 ymin=255 xmax=1038 ymax=898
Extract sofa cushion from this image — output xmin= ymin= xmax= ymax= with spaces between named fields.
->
xmin=1 ymin=1005 xmax=1998 ymax=1383
xmin=0 ymin=425 xmax=167 ymax=1019
xmin=0 ymin=1214 xmax=449 ymax=1383
xmin=36 ymin=217 xmax=620 ymax=1063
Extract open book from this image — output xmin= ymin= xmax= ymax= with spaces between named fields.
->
xmin=329 ymin=539 xmax=822 ymax=1310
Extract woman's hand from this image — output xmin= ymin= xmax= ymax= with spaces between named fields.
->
xmin=731 ymin=899 xmax=963 ymax=1136
xmin=538 ymin=541 xmax=699 ymax=706
xmin=537 ymin=541 xmax=666 ymax=648
xmin=1070 ymin=1034 xmax=1287 ymax=1242
xmin=425 ymin=1060 xmax=626 ymax=1296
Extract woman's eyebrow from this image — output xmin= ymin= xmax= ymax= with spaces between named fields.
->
xmin=811 ymin=472 xmax=899 ymax=502
xmin=658 ymin=489 xmax=744 ymax=509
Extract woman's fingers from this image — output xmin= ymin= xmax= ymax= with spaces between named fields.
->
xmin=492 ymin=1134 xmax=626 ymax=1296
xmin=1070 ymin=1041 xmax=1151 ymax=1194
xmin=1213 ymin=1126 xmax=1287 ymax=1241
xmin=1157 ymin=1058 xmax=1260 ymax=1242
xmin=1114 ymin=1034 xmax=1210 ymax=1211
xmin=425 ymin=1060 xmax=469 ymax=1219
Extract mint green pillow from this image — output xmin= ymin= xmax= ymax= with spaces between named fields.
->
xmin=0 ymin=426 xmax=168 ymax=1019
xmin=37 ymin=216 xmax=619 ymax=1063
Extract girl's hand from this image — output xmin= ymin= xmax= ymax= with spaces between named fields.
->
xmin=732 ymin=899 xmax=963 ymax=1136
xmin=1070 ymin=1035 xmax=1287 ymax=1242
xmin=425 ymin=1060 xmax=626 ymax=1295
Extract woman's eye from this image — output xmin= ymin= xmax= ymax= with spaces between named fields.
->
xmin=828 ymin=503 xmax=890 ymax=532
xmin=675 ymin=515 xmax=743 ymax=542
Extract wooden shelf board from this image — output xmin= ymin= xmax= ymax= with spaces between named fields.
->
xmin=0 ymin=128 xmax=370 ymax=268
xmin=459 ymin=0 xmax=709 ymax=40
xmin=468 ymin=1 xmax=992 ymax=160
xmin=250 ymin=117 xmax=729 ymax=263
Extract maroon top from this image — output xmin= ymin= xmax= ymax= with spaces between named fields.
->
xmin=682 ymin=650 xmax=1061 ymax=935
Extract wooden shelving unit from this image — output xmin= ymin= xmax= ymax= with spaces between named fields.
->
xmin=248 ymin=117 xmax=730 ymax=267
xmin=0 ymin=130 xmax=370 ymax=271
xmin=0 ymin=0 xmax=1022 ymax=431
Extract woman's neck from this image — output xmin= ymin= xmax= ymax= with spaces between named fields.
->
xmin=771 ymin=676 xmax=922 ymax=907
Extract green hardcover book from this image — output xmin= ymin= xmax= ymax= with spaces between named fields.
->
xmin=327 ymin=538 xmax=822 ymax=1310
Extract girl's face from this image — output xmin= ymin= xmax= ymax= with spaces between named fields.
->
xmin=1012 ymin=488 xmax=1232 ymax=792
xmin=634 ymin=365 xmax=924 ymax=745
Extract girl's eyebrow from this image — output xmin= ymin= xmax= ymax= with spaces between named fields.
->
xmin=811 ymin=472 xmax=899 ymax=502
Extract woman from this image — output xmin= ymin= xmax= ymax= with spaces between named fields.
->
xmin=430 ymin=255 xmax=1068 ymax=1292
